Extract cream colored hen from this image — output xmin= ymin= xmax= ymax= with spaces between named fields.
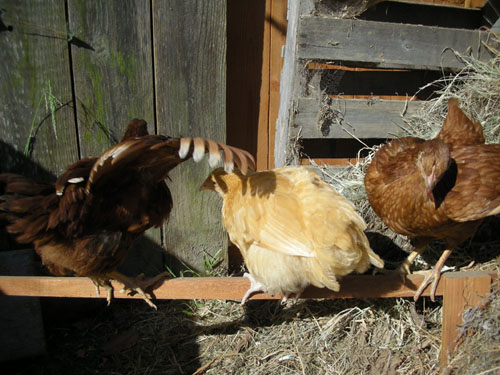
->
xmin=201 ymin=167 xmax=384 ymax=304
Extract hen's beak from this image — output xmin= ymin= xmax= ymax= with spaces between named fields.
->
xmin=200 ymin=178 xmax=215 ymax=191
xmin=425 ymin=165 xmax=437 ymax=204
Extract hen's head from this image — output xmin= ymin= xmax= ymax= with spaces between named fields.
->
xmin=416 ymin=138 xmax=451 ymax=201
xmin=200 ymin=168 xmax=246 ymax=196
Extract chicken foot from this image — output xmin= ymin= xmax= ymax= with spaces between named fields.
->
xmin=241 ymin=272 xmax=266 ymax=305
xmin=90 ymin=276 xmax=114 ymax=305
xmin=107 ymin=270 xmax=168 ymax=309
xmin=373 ymin=246 xmax=424 ymax=280
xmin=413 ymin=249 xmax=453 ymax=302
xmin=281 ymin=291 xmax=302 ymax=304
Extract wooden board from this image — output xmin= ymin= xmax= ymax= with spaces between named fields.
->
xmin=0 ymin=273 xmax=446 ymax=300
xmin=0 ymin=271 xmax=494 ymax=367
xmin=153 ymin=0 xmax=229 ymax=271
xmin=0 ymin=0 xmax=79 ymax=180
xmin=67 ymin=0 xmax=155 ymax=157
xmin=396 ymin=0 xmax=485 ymax=8
xmin=440 ymin=271 xmax=492 ymax=366
xmin=268 ymin=0 xmax=288 ymax=169
xmin=227 ymin=0 xmax=269 ymax=170
xmin=297 ymin=17 xmax=492 ymax=70
xmin=226 ymin=0 xmax=287 ymax=171
xmin=275 ymin=0 xmax=305 ymax=168
xmin=293 ymin=97 xmax=423 ymax=139
xmin=67 ymin=0 xmax=161 ymax=267
xmin=0 ymin=272 xmax=495 ymax=301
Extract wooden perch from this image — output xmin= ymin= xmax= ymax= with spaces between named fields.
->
xmin=0 ymin=271 xmax=494 ymax=368
xmin=0 ymin=272 xmax=494 ymax=301
xmin=0 ymin=273 xmax=443 ymax=300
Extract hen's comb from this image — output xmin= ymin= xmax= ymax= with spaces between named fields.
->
xmin=178 ymin=137 xmax=255 ymax=175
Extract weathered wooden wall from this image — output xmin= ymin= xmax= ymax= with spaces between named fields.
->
xmin=0 ymin=0 xmax=79 ymax=180
xmin=154 ymin=0 xmax=228 ymax=270
xmin=0 ymin=0 xmax=228 ymax=272
xmin=275 ymin=0 xmax=497 ymax=167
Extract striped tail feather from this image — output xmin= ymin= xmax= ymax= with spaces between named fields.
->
xmin=178 ymin=137 xmax=255 ymax=175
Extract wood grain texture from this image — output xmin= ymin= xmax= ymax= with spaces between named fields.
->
xmin=67 ymin=0 xmax=161 ymax=260
xmin=293 ymin=97 xmax=423 ymax=139
xmin=153 ymin=0 xmax=228 ymax=271
xmin=2 ymin=272 xmax=492 ymax=301
xmin=274 ymin=0 xmax=302 ymax=168
xmin=227 ymin=0 xmax=267 ymax=170
xmin=68 ymin=0 xmax=155 ymax=157
xmin=297 ymin=17 xmax=492 ymax=71
xmin=268 ymin=0 xmax=288 ymax=169
xmin=440 ymin=271 xmax=492 ymax=367
xmin=0 ymin=0 xmax=79 ymax=179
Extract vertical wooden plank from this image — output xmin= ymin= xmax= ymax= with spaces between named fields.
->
xmin=227 ymin=0 xmax=268 ymax=170
xmin=257 ymin=0 xmax=272 ymax=171
xmin=153 ymin=0 xmax=228 ymax=271
xmin=68 ymin=0 xmax=155 ymax=158
xmin=441 ymin=272 xmax=492 ymax=367
xmin=67 ymin=1 xmax=162 ymax=273
xmin=0 ymin=0 xmax=79 ymax=179
xmin=274 ymin=0 xmax=306 ymax=167
xmin=227 ymin=0 xmax=287 ymax=172
xmin=268 ymin=0 xmax=288 ymax=169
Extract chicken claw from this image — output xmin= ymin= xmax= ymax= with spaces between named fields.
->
xmin=413 ymin=249 xmax=452 ymax=301
xmin=90 ymin=277 xmax=114 ymax=306
xmin=108 ymin=271 xmax=169 ymax=309
xmin=241 ymin=272 xmax=266 ymax=305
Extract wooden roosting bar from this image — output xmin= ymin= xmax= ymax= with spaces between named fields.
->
xmin=0 ymin=271 xmax=495 ymax=367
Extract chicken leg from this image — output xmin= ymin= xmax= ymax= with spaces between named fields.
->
xmin=92 ymin=271 xmax=168 ymax=309
xmin=396 ymin=246 xmax=425 ymax=280
xmin=90 ymin=276 xmax=114 ymax=305
xmin=110 ymin=270 xmax=169 ymax=309
xmin=241 ymin=272 xmax=266 ymax=305
xmin=413 ymin=249 xmax=453 ymax=302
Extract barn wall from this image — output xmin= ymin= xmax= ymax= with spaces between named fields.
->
xmin=0 ymin=0 xmax=229 ymax=272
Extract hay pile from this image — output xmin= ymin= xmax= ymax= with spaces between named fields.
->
xmin=301 ymin=38 xmax=500 ymax=375
xmin=12 ymin=297 xmax=441 ymax=375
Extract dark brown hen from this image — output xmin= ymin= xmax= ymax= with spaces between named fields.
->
xmin=0 ymin=119 xmax=255 ymax=308
xmin=364 ymin=99 xmax=500 ymax=301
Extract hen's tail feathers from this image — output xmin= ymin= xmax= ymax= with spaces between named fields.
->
xmin=437 ymin=98 xmax=485 ymax=151
xmin=179 ymin=137 xmax=256 ymax=175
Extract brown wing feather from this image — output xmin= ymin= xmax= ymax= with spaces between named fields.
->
xmin=444 ymin=144 xmax=500 ymax=221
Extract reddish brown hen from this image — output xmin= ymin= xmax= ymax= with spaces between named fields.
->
xmin=365 ymin=98 xmax=500 ymax=301
xmin=0 ymin=119 xmax=255 ymax=308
